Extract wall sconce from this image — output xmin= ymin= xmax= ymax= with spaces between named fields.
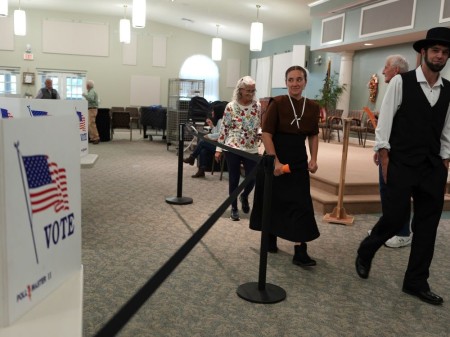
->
xmin=250 ymin=5 xmax=263 ymax=52
xmin=211 ymin=24 xmax=222 ymax=61
xmin=120 ymin=5 xmax=131 ymax=44
xmin=132 ymin=0 xmax=146 ymax=28
xmin=14 ymin=0 xmax=26 ymax=36
xmin=314 ymin=55 xmax=322 ymax=65
xmin=0 ymin=0 xmax=8 ymax=17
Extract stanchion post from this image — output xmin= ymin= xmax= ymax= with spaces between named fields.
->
xmin=165 ymin=123 xmax=193 ymax=205
xmin=236 ymin=155 xmax=286 ymax=304
xmin=323 ymin=118 xmax=354 ymax=225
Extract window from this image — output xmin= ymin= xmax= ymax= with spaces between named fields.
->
xmin=179 ymin=55 xmax=219 ymax=102
xmin=36 ymin=70 xmax=86 ymax=100
xmin=0 ymin=67 xmax=20 ymax=96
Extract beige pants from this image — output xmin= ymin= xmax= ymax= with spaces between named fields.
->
xmin=88 ymin=108 xmax=99 ymax=141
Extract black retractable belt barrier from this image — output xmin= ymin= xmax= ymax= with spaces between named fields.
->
xmin=236 ymin=155 xmax=286 ymax=304
xmin=94 ymin=160 xmax=259 ymax=337
xmin=166 ymin=123 xmax=193 ymax=205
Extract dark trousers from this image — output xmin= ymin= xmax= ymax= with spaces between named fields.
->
xmin=224 ymin=151 xmax=257 ymax=210
xmin=378 ymin=164 xmax=411 ymax=236
xmin=358 ymin=160 xmax=447 ymax=291
xmin=192 ymin=140 xmax=216 ymax=169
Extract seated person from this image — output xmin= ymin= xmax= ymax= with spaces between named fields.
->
xmin=183 ymin=104 xmax=225 ymax=178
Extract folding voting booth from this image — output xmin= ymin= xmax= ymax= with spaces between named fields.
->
xmin=0 ymin=98 xmax=83 ymax=334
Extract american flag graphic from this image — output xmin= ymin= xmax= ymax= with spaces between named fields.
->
xmin=1 ymin=108 xmax=13 ymax=118
xmin=22 ymin=155 xmax=70 ymax=214
xmin=76 ymin=110 xmax=86 ymax=131
xmin=27 ymin=105 xmax=48 ymax=117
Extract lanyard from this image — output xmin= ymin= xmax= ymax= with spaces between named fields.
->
xmin=288 ymin=95 xmax=306 ymax=129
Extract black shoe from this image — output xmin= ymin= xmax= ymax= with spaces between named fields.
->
xmin=239 ymin=194 xmax=250 ymax=214
xmin=191 ymin=168 xmax=205 ymax=178
xmin=402 ymin=287 xmax=444 ymax=305
xmin=230 ymin=208 xmax=240 ymax=221
xmin=293 ymin=243 xmax=316 ymax=267
xmin=183 ymin=155 xmax=195 ymax=166
xmin=355 ymin=255 xmax=371 ymax=279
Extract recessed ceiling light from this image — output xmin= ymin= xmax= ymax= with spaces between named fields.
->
xmin=364 ymin=43 xmax=374 ymax=46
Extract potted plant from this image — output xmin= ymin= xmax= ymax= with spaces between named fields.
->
xmin=315 ymin=72 xmax=346 ymax=141
xmin=315 ymin=72 xmax=346 ymax=113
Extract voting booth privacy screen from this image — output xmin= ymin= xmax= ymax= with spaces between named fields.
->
xmin=0 ymin=98 xmax=83 ymax=326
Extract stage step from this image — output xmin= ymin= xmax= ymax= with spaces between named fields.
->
xmin=311 ymin=185 xmax=450 ymax=215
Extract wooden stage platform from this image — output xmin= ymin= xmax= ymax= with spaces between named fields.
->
xmin=312 ymin=139 xmax=450 ymax=214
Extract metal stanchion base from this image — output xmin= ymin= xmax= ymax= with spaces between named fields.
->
xmin=165 ymin=196 xmax=193 ymax=205
xmin=237 ymin=282 xmax=286 ymax=304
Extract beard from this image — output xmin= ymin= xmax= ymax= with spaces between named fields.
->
xmin=424 ymin=53 xmax=446 ymax=72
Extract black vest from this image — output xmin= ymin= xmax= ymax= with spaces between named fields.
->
xmin=389 ymin=70 xmax=450 ymax=166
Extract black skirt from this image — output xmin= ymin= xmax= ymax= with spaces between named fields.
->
xmin=249 ymin=133 xmax=320 ymax=242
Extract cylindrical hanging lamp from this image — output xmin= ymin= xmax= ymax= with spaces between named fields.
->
xmin=132 ymin=0 xmax=146 ymax=28
xmin=250 ymin=5 xmax=263 ymax=52
xmin=0 ymin=0 xmax=8 ymax=17
xmin=211 ymin=25 xmax=222 ymax=61
xmin=120 ymin=5 xmax=131 ymax=44
xmin=14 ymin=9 xmax=26 ymax=36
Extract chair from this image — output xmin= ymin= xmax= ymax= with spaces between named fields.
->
xmin=362 ymin=107 xmax=378 ymax=148
xmin=347 ymin=110 xmax=365 ymax=145
xmin=318 ymin=107 xmax=329 ymax=141
xmin=324 ymin=109 xmax=344 ymax=142
xmin=125 ymin=107 xmax=141 ymax=133
xmin=110 ymin=110 xmax=132 ymax=141
xmin=140 ymin=106 xmax=167 ymax=140
xmin=211 ymin=155 xmax=226 ymax=181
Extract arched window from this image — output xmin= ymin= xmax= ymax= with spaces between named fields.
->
xmin=179 ymin=55 xmax=219 ymax=102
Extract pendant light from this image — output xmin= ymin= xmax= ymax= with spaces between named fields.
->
xmin=0 ymin=0 xmax=8 ymax=17
xmin=250 ymin=5 xmax=263 ymax=52
xmin=132 ymin=0 xmax=146 ymax=28
xmin=120 ymin=5 xmax=131 ymax=44
xmin=14 ymin=0 xmax=26 ymax=36
xmin=211 ymin=24 xmax=222 ymax=61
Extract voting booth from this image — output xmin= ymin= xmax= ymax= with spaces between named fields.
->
xmin=0 ymin=98 xmax=83 ymax=332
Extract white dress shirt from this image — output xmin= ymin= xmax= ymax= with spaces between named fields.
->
xmin=374 ymin=66 xmax=450 ymax=159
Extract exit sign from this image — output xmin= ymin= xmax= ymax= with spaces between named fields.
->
xmin=23 ymin=53 xmax=34 ymax=60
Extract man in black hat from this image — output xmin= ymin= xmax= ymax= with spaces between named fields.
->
xmin=355 ymin=27 xmax=450 ymax=305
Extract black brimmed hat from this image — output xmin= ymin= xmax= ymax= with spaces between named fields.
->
xmin=413 ymin=27 xmax=450 ymax=52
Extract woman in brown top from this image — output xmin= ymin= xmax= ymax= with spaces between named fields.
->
xmin=250 ymin=65 xmax=320 ymax=267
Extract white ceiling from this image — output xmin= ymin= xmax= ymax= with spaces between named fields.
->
xmin=5 ymin=0 xmax=423 ymax=51
xmin=7 ymin=0 xmax=316 ymax=45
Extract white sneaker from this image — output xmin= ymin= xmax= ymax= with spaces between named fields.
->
xmin=384 ymin=235 xmax=412 ymax=248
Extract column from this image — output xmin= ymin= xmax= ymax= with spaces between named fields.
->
xmin=336 ymin=51 xmax=354 ymax=117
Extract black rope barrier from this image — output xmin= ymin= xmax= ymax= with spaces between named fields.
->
xmin=93 ymin=125 xmax=284 ymax=336
xmin=94 ymin=155 xmax=260 ymax=337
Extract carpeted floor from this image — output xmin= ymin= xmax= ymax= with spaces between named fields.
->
xmin=81 ymin=131 xmax=450 ymax=337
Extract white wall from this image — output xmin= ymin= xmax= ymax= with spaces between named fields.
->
xmin=0 ymin=9 xmax=250 ymax=107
